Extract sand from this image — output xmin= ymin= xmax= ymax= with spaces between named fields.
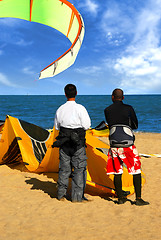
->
xmin=0 ymin=132 xmax=161 ymax=240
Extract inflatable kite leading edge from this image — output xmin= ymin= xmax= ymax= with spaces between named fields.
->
xmin=0 ymin=0 xmax=85 ymax=79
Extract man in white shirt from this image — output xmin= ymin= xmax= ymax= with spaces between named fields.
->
xmin=54 ymin=84 xmax=91 ymax=202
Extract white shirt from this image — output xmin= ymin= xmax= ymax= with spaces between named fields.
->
xmin=54 ymin=101 xmax=91 ymax=130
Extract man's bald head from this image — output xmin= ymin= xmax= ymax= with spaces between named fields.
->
xmin=112 ymin=88 xmax=124 ymax=101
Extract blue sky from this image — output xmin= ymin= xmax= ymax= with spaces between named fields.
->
xmin=1 ymin=0 xmax=161 ymax=95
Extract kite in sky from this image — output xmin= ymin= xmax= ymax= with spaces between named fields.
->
xmin=0 ymin=0 xmax=85 ymax=79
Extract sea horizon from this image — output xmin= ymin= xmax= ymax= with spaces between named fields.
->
xmin=0 ymin=95 xmax=161 ymax=133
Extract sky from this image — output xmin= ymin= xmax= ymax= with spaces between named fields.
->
xmin=1 ymin=0 xmax=161 ymax=95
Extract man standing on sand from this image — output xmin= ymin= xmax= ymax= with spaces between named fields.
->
xmin=53 ymin=84 xmax=91 ymax=202
xmin=104 ymin=88 xmax=149 ymax=206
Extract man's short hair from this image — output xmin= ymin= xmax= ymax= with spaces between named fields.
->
xmin=64 ymin=84 xmax=77 ymax=98
xmin=112 ymin=88 xmax=124 ymax=100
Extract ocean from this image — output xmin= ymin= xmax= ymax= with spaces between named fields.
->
xmin=0 ymin=95 xmax=161 ymax=133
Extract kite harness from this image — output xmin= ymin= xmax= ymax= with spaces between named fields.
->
xmin=109 ymin=124 xmax=135 ymax=148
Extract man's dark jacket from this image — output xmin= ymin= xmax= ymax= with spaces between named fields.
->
xmin=104 ymin=100 xmax=138 ymax=130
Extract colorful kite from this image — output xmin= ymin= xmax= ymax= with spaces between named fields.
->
xmin=0 ymin=0 xmax=85 ymax=79
xmin=0 ymin=115 xmax=146 ymax=196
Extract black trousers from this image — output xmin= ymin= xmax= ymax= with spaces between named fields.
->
xmin=114 ymin=173 xmax=141 ymax=199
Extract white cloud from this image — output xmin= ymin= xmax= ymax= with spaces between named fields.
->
xmin=79 ymin=0 xmax=99 ymax=16
xmin=120 ymin=76 xmax=161 ymax=94
xmin=0 ymin=73 xmax=19 ymax=87
xmin=0 ymin=44 xmax=6 ymax=55
xmin=114 ymin=53 xmax=159 ymax=76
xmin=101 ymin=2 xmax=134 ymax=46
xmin=16 ymin=38 xmax=33 ymax=47
xmin=74 ymin=66 xmax=102 ymax=75
xmin=86 ymin=0 xmax=98 ymax=15
xmin=0 ymin=18 xmax=20 ymax=27
xmin=113 ymin=46 xmax=161 ymax=93
xmin=73 ymin=0 xmax=161 ymax=93
xmin=0 ymin=18 xmax=33 ymax=46
xmin=82 ymin=78 xmax=99 ymax=87
xmin=106 ymin=0 xmax=161 ymax=93
xmin=22 ymin=67 xmax=35 ymax=75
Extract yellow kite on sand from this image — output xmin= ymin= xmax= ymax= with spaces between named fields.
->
xmin=0 ymin=116 xmax=146 ymax=196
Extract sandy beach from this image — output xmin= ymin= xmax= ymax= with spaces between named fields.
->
xmin=0 ymin=132 xmax=161 ymax=240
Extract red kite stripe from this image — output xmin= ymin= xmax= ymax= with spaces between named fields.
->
xmin=66 ymin=11 xmax=75 ymax=38
xmin=30 ymin=0 xmax=34 ymax=21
